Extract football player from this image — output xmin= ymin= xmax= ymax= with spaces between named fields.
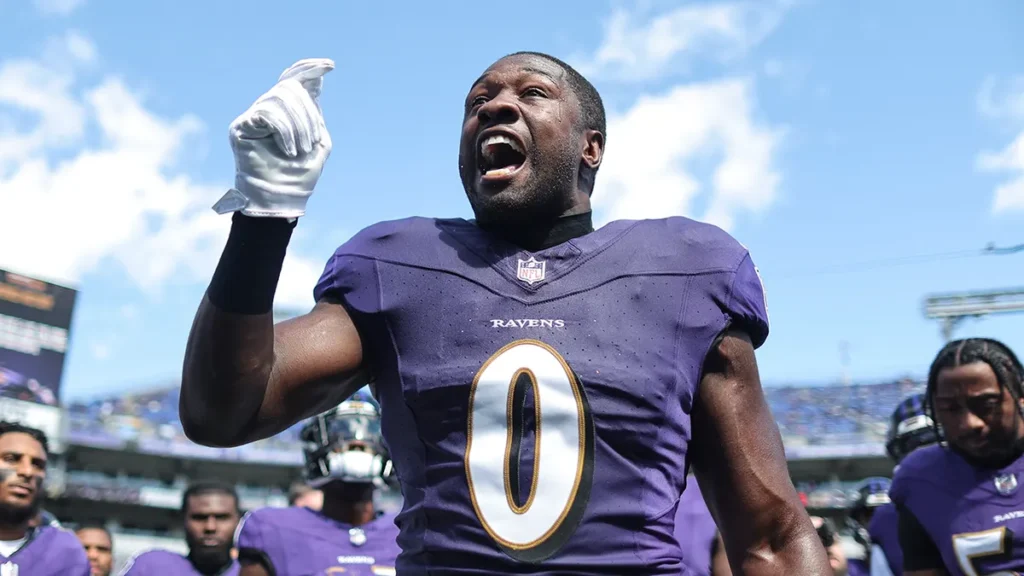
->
xmin=236 ymin=391 xmax=399 ymax=575
xmin=120 ymin=481 xmax=240 ymax=575
xmin=75 ymin=524 xmax=114 ymax=576
xmin=674 ymin=475 xmax=719 ymax=575
xmin=847 ymin=478 xmax=892 ymax=576
xmin=0 ymin=421 xmax=89 ymax=573
xmin=180 ymin=52 xmax=830 ymax=574
xmin=891 ymin=338 xmax=1024 ymax=575
xmin=865 ymin=393 xmax=938 ymax=576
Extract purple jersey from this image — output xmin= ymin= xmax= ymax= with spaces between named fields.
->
xmin=235 ymin=505 xmax=400 ymax=575
xmin=868 ymin=502 xmax=902 ymax=575
xmin=674 ymin=477 xmax=717 ymax=575
xmin=315 ymin=216 xmax=769 ymax=574
xmin=891 ymin=444 xmax=1024 ymax=575
xmin=119 ymin=549 xmax=239 ymax=576
xmin=0 ymin=525 xmax=89 ymax=576
xmin=847 ymin=558 xmax=869 ymax=576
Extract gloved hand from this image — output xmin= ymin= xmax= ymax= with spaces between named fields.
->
xmin=213 ymin=58 xmax=334 ymax=219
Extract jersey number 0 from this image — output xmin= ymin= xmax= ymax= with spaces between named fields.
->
xmin=464 ymin=339 xmax=595 ymax=563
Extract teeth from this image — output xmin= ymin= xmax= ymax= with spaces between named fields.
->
xmin=480 ymin=134 xmax=524 ymax=155
xmin=484 ymin=167 xmax=516 ymax=177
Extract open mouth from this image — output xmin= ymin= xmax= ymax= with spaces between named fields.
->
xmin=478 ymin=134 xmax=526 ymax=180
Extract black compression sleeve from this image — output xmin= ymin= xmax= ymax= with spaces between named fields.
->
xmin=898 ymin=504 xmax=944 ymax=571
xmin=207 ymin=212 xmax=296 ymax=315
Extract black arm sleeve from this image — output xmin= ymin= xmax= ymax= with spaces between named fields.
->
xmin=898 ymin=504 xmax=945 ymax=571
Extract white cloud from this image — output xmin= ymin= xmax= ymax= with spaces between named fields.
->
xmin=575 ymin=0 xmax=791 ymax=82
xmin=33 ymin=0 xmax=85 ymax=16
xmin=0 ymin=33 xmax=320 ymax=310
xmin=977 ymin=77 xmax=1024 ymax=214
xmin=594 ymin=78 xmax=784 ymax=231
xmin=978 ymin=131 xmax=1024 ymax=213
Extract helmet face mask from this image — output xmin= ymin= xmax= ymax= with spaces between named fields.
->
xmin=885 ymin=393 xmax=940 ymax=463
xmin=300 ymin=391 xmax=392 ymax=488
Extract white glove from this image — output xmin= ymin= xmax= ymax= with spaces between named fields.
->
xmin=213 ymin=58 xmax=335 ymax=219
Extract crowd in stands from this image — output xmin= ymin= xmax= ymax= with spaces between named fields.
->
xmin=770 ymin=378 xmax=922 ymax=444
xmin=65 ymin=378 xmax=926 ymax=463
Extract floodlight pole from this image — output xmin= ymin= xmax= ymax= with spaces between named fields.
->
xmin=923 ymin=288 xmax=1024 ymax=342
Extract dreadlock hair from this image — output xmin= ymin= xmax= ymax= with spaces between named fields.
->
xmin=924 ymin=338 xmax=1024 ymax=442
xmin=505 ymin=51 xmax=607 ymax=195
xmin=0 ymin=421 xmax=49 ymax=456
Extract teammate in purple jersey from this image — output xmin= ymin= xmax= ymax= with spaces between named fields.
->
xmin=848 ymin=478 xmax=892 ymax=576
xmin=180 ymin=51 xmax=830 ymax=574
xmin=0 ymin=421 xmax=89 ymax=575
xmin=237 ymin=390 xmax=400 ymax=575
xmin=121 ymin=481 xmax=240 ymax=576
xmin=674 ymin=476 xmax=718 ymax=575
xmin=863 ymin=393 xmax=939 ymax=576
xmin=891 ymin=338 xmax=1024 ymax=576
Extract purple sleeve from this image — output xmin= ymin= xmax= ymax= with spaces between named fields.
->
xmin=235 ymin=511 xmax=264 ymax=551
xmin=725 ymin=253 xmax=770 ymax=348
xmin=119 ymin=551 xmax=154 ymax=575
xmin=235 ymin=511 xmax=274 ymax=571
xmin=73 ymin=546 xmax=91 ymax=576
xmin=313 ymin=249 xmax=380 ymax=314
xmin=53 ymin=530 xmax=91 ymax=576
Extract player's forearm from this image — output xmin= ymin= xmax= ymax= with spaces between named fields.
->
xmin=733 ymin=521 xmax=832 ymax=575
xmin=180 ymin=213 xmax=294 ymax=447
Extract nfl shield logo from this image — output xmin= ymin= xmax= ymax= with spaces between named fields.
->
xmin=516 ymin=257 xmax=546 ymax=285
xmin=349 ymin=527 xmax=367 ymax=546
xmin=1 ymin=562 xmax=18 ymax=576
xmin=995 ymin=473 xmax=1018 ymax=496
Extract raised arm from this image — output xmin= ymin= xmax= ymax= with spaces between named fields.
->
xmin=180 ymin=215 xmax=367 ymax=447
xmin=179 ymin=58 xmax=366 ymax=447
xmin=690 ymin=330 xmax=831 ymax=575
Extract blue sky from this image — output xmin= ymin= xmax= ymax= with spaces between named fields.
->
xmin=0 ymin=0 xmax=1022 ymax=401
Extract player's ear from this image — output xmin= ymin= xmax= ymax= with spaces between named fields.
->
xmin=581 ymin=130 xmax=603 ymax=171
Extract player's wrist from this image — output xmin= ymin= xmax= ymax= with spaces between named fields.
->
xmin=207 ymin=212 xmax=296 ymax=314
xmin=232 ymin=175 xmax=312 ymax=219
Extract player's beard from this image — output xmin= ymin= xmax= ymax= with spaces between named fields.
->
xmin=952 ymin=425 xmax=1024 ymax=469
xmin=465 ymin=140 xmax=580 ymax=238
xmin=0 ymin=492 xmax=41 ymax=528
xmin=187 ymin=542 xmax=232 ymax=575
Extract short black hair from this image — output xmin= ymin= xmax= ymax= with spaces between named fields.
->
xmin=505 ymin=51 xmax=607 ymax=192
xmin=181 ymin=480 xmax=239 ymax=515
xmin=925 ymin=337 xmax=1024 ymax=438
xmin=75 ymin=522 xmax=112 ymax=540
xmin=0 ymin=421 xmax=49 ymax=456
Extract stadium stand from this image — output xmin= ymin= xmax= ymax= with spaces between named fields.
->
xmin=52 ymin=378 xmax=923 ymax=572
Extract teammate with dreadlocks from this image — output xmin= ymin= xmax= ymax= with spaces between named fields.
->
xmin=890 ymin=338 xmax=1024 ymax=575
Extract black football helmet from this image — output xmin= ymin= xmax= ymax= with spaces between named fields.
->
xmin=299 ymin=388 xmax=393 ymax=487
xmin=885 ymin=392 xmax=939 ymax=464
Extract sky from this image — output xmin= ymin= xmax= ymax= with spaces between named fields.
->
xmin=0 ymin=0 xmax=1022 ymax=401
